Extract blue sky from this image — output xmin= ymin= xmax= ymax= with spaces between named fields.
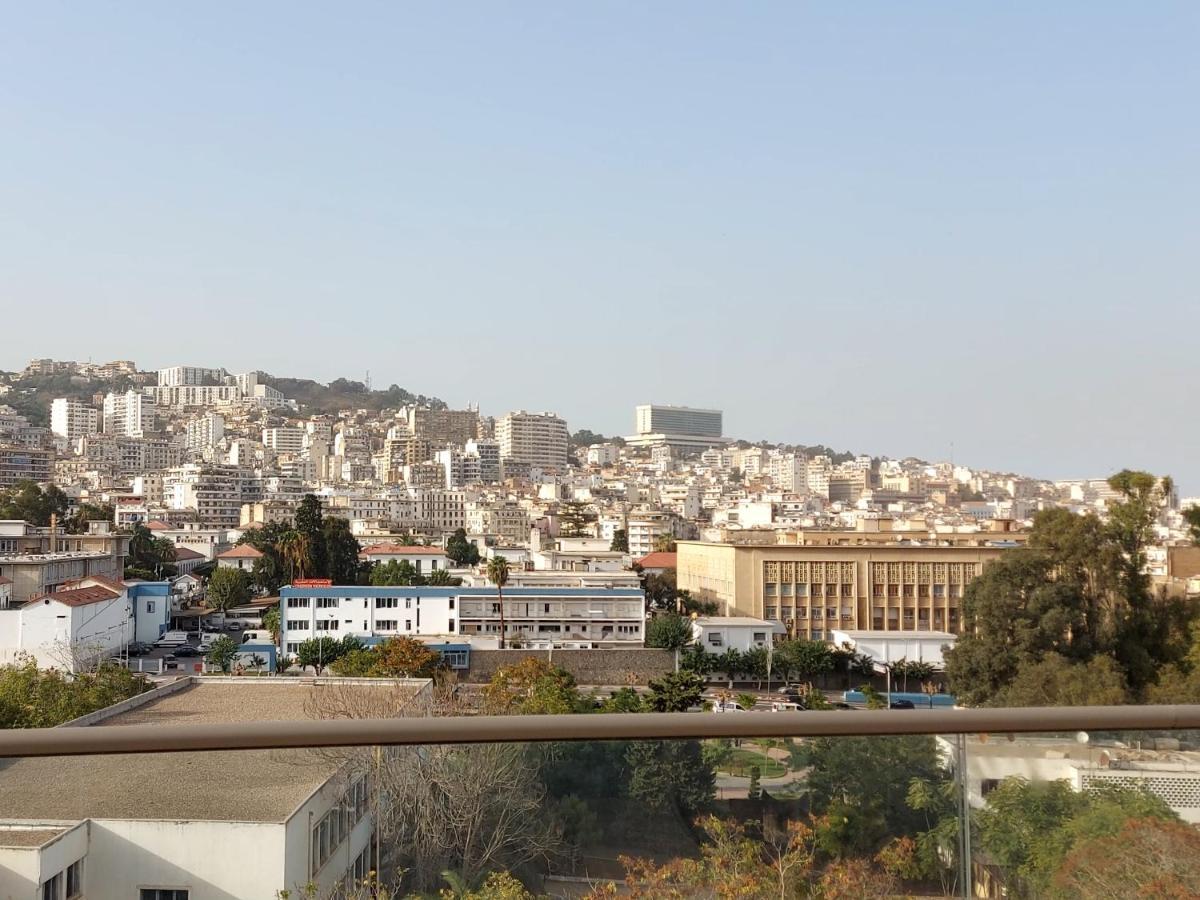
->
xmin=1 ymin=3 xmax=1197 ymax=489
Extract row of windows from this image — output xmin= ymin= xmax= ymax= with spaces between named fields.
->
xmin=287 ymin=596 xmax=455 ymax=610
xmin=311 ymin=778 xmax=369 ymax=876
xmin=40 ymin=860 xmax=83 ymax=900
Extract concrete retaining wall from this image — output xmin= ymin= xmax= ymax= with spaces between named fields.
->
xmin=463 ymin=648 xmax=675 ymax=685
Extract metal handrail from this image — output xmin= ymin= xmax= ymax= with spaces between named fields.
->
xmin=1 ymin=705 xmax=1199 ymax=758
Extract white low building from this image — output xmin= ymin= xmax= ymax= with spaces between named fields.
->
xmin=941 ymin=734 xmax=1200 ymax=825
xmin=358 ymin=543 xmax=450 ymax=575
xmin=280 ymin=584 xmax=647 ymax=654
xmin=690 ymin=616 xmax=786 ymax=654
xmin=0 ymin=678 xmax=432 ymax=900
xmin=0 ymin=576 xmax=133 ymax=671
xmin=830 ymin=629 xmax=956 ymax=669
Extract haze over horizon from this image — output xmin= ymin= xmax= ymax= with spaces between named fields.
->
xmin=2 ymin=4 xmax=1196 ymax=490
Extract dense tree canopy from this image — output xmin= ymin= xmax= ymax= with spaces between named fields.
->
xmin=0 ymin=480 xmax=68 ymax=525
xmin=0 ymin=659 xmax=150 ymax=728
xmin=946 ymin=471 xmax=1192 ymax=705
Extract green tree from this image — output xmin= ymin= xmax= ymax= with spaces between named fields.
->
xmin=370 ymin=559 xmax=425 ymax=586
xmin=486 ymin=556 xmax=510 ymax=649
xmin=445 ymin=528 xmax=480 ymax=566
xmin=294 ymin=494 xmax=328 ymax=577
xmin=426 ymin=567 xmax=459 ymax=586
xmin=601 ymin=687 xmax=645 ymax=713
xmin=278 ymin=529 xmax=314 ymax=581
xmin=374 ymin=636 xmax=442 ymax=677
xmin=644 ymin=612 xmax=692 ymax=651
xmin=1052 ymin=816 xmax=1200 ymax=899
xmin=557 ymin=501 xmax=595 ymax=538
xmin=206 ymin=567 xmax=251 ymax=613
xmin=238 ymin=520 xmax=291 ymax=592
xmin=679 ymin=643 xmax=713 ymax=676
xmin=994 ymin=653 xmax=1130 ymax=707
xmin=321 ymin=516 xmax=360 ymax=584
xmin=485 ymin=657 xmax=584 ymax=714
xmin=0 ymin=480 xmax=69 ymax=525
xmin=626 ymin=739 xmax=714 ymax=817
xmin=205 ymin=635 xmax=241 ymax=673
xmin=801 ymin=735 xmax=944 ymax=855
xmin=610 ymin=528 xmax=628 ymax=552
xmin=774 ymin=639 xmax=834 ymax=683
xmin=63 ymin=501 xmax=114 ymax=534
xmin=652 ymin=534 xmax=677 ymax=553
xmin=295 ymin=636 xmax=343 ymax=675
xmin=0 ymin=658 xmax=150 ymax=728
xmin=644 ymin=670 xmax=705 ymax=712
xmin=1185 ymin=506 xmax=1200 ymax=544
xmin=261 ymin=606 xmax=281 ymax=643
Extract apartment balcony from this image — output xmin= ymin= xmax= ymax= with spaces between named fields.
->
xmin=1 ymin=681 xmax=1197 ymax=900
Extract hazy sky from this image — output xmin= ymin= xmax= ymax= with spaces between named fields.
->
xmin=2 ymin=4 xmax=1197 ymax=490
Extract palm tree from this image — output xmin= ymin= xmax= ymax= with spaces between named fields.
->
xmin=279 ymin=530 xmax=312 ymax=582
xmin=486 ymin=555 xmax=510 ymax=649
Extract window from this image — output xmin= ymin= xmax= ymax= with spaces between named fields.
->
xmin=287 ymin=642 xmax=300 ymax=654
xmin=287 ymin=620 xmax=310 ymax=631
xmin=544 ymin=603 xmax=551 ymax=613
xmin=140 ymin=891 xmax=189 ymax=900
xmin=753 ymin=632 xmax=766 ymax=643
xmin=41 ymin=873 xmax=61 ymax=900
xmin=316 ymin=597 xmax=339 ymax=609
xmin=65 ymin=861 xmax=82 ymax=900
xmin=146 ymin=600 xmax=155 ymax=614
xmin=376 ymin=597 xmax=398 ymax=609
xmin=404 ymin=619 xmax=412 ymax=630
xmin=448 ymin=597 xmax=455 ymax=610
xmin=376 ymin=619 xmax=397 ymax=630
xmin=707 ymin=633 xmax=723 ymax=647
xmin=287 ymin=597 xmax=310 ymax=608
xmin=316 ymin=620 xmax=339 ymax=631
xmin=405 ymin=598 xmax=412 ymax=609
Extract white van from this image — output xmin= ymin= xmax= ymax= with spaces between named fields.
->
xmin=154 ymin=630 xmax=191 ymax=647
xmin=240 ymin=630 xmax=272 ymax=645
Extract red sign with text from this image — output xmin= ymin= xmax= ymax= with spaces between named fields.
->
xmin=292 ymin=578 xmax=334 ymax=587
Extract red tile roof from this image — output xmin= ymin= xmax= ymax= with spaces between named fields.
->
xmin=216 ymin=545 xmax=263 ymax=559
xmin=172 ymin=546 xmax=205 ymax=561
xmin=360 ymin=544 xmax=445 ymax=556
xmin=60 ymin=575 xmax=128 ymax=594
xmin=636 ymin=551 xmax=677 ymax=570
xmin=146 ymin=520 xmax=171 ymax=531
xmin=29 ymin=586 xmax=120 ymax=607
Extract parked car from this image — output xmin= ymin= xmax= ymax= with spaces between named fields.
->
xmin=154 ymin=630 xmax=191 ymax=647
xmin=770 ymin=701 xmax=803 ymax=712
xmin=712 ymin=700 xmax=749 ymax=713
xmin=172 ymin=645 xmax=203 ymax=658
xmin=225 ymin=622 xmax=243 ymax=632
xmin=889 ymin=699 xmax=916 ymax=710
xmin=126 ymin=642 xmax=152 ymax=657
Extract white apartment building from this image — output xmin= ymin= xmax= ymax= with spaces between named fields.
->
xmin=358 ymin=543 xmax=451 ymax=573
xmin=102 ymin=391 xmax=154 ymax=438
xmin=50 ymin=398 xmax=99 ymax=443
xmin=465 ymin=499 xmax=531 ymax=545
xmin=627 ymin=510 xmax=684 ymax=557
xmin=149 ymin=384 xmax=241 ymax=408
xmin=807 ymin=456 xmax=833 ymax=499
xmin=413 ymin=489 xmax=466 ymax=533
xmin=496 ymin=411 xmax=570 ymax=472
xmin=586 ymin=444 xmax=620 ymax=466
xmin=185 ymin=412 xmax=225 ymax=451
xmin=767 ymin=452 xmax=808 ymax=492
xmin=157 ymin=365 xmax=227 ymax=386
xmin=466 ymin=439 xmax=501 ymax=483
xmin=163 ymin=464 xmax=263 ymax=529
xmin=262 ymin=426 xmax=305 ymax=453
xmin=279 ymin=584 xmax=646 ymax=652
xmin=659 ymin=482 xmax=702 ymax=519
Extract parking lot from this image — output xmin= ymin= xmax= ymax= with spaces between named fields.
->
xmin=121 ymin=623 xmax=253 ymax=675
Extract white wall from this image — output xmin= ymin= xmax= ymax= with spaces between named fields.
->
xmin=283 ymin=779 xmax=375 ymax=899
xmin=19 ymin=594 xmax=133 ymax=672
xmin=0 ymin=822 xmax=87 ymax=899
xmin=85 ymin=819 xmax=284 ymax=900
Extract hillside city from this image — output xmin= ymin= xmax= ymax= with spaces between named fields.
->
xmin=2 ymin=357 xmax=1200 ymax=900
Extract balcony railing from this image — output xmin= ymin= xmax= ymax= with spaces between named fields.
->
xmin=2 ymin=704 xmax=1199 ymax=758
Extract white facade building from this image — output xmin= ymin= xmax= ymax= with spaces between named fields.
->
xmin=262 ymin=426 xmax=305 ymax=454
xmin=50 ymin=398 xmax=99 ymax=443
xmin=102 ymin=391 xmax=155 ymax=438
xmin=185 ymin=412 xmax=226 ymax=452
xmin=496 ymin=411 xmax=570 ymax=472
xmin=0 ymin=576 xmax=133 ymax=672
xmin=690 ymin=616 xmax=785 ymax=654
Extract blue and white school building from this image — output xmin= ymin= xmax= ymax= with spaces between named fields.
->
xmin=278 ymin=584 xmax=647 ymax=657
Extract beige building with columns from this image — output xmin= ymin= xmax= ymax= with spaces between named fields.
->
xmin=677 ymin=522 xmax=1024 ymax=640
